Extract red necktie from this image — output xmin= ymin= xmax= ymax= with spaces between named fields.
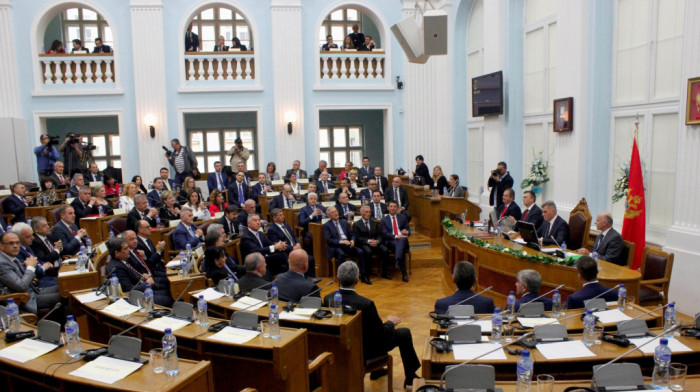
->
xmin=392 ymin=216 xmax=399 ymax=236
xmin=499 ymin=205 xmax=507 ymax=219
xmin=135 ymin=251 xmax=152 ymax=275
xmin=522 ymin=209 xmax=529 ymax=221
xmin=70 ymin=226 xmax=77 ymax=236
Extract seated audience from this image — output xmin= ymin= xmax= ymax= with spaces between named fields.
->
xmin=123 ymin=230 xmax=170 ymax=292
xmin=120 ymin=182 xmax=139 ymax=212
xmin=239 ymin=214 xmax=288 ymax=276
xmin=71 ymin=38 xmax=89 ymax=54
xmin=384 ymin=176 xmax=411 ymax=222
xmin=339 ymin=161 xmax=353 ymax=180
xmin=537 ymin=200 xmax=570 ymax=246
xmin=135 ymin=219 xmax=166 ymax=274
xmin=237 ymin=253 xmax=271 ymax=292
xmin=577 ymin=212 xmax=626 ymax=266
xmin=264 ymin=162 xmax=280 ymax=182
xmin=179 ymin=176 xmax=204 ymax=204
xmin=228 ymin=171 xmax=250 ymax=208
xmin=251 ymin=173 xmax=273 ymax=200
xmin=271 ymin=184 xmax=296 ymax=210
xmin=430 ymin=166 xmax=448 ymax=195
xmin=333 ymin=178 xmax=356 ymax=201
xmin=369 ymin=190 xmax=388 ymax=220
xmin=298 ymin=192 xmax=325 ymax=238
xmin=93 ymin=185 xmax=115 ymax=216
xmin=103 ymin=174 xmax=120 ymax=197
xmin=208 ymin=190 xmax=228 ymax=216
xmin=185 ymin=190 xmax=209 ymax=221
xmin=494 ymin=188 xmax=522 ymax=222
xmin=49 ymin=205 xmax=88 ymax=256
xmin=207 ymin=160 xmax=229 ymax=193
xmin=520 ymin=190 xmax=544 ymax=230
xmin=321 ymin=34 xmax=338 ymax=51
xmin=335 ymin=192 xmax=357 ymax=220
xmin=372 ymin=166 xmax=388 ymax=195
xmin=236 ymin=200 xmax=257 ymax=230
xmin=323 ymin=262 xmax=420 ymax=388
xmin=353 ymin=205 xmax=388 ymax=281
xmin=514 ymin=269 xmax=553 ymax=311
xmin=300 ymin=183 xmax=317 ymax=203
xmin=13 ymin=223 xmax=57 ymax=288
xmin=315 ymin=171 xmax=336 ymax=194
xmin=126 ymin=194 xmax=158 ymax=231
xmin=92 ymin=37 xmax=112 ymax=53
xmin=3 ymin=183 xmax=33 ymax=224
xmin=235 ymin=161 xmax=252 ymax=186
xmin=275 ymin=249 xmax=319 ymax=302
xmin=313 ymin=160 xmax=335 ymax=182
xmin=70 ymin=186 xmax=99 ymax=224
xmin=286 ymin=176 xmax=303 ymax=198
xmin=50 ymin=161 xmax=70 ymax=188
xmin=285 ymin=160 xmax=307 ymax=181
xmin=358 ymin=35 xmax=376 ymax=51
xmin=218 ymin=204 xmax=239 ymax=237
xmin=348 ymin=169 xmax=361 ymax=190
xmin=147 ymin=178 xmax=165 ymax=207
xmin=172 ymin=206 xmax=203 ymax=250
xmin=86 ymin=162 xmax=104 ymax=183
xmin=565 ymin=256 xmax=619 ymax=309
xmin=68 ymin=173 xmax=85 ymax=197
xmin=46 ymin=39 xmax=65 ymax=54
xmin=159 ymin=167 xmax=175 ymax=191
xmin=341 ymin=35 xmax=355 ymax=51
xmin=266 ymin=209 xmax=316 ymax=278
xmin=231 ymin=37 xmax=247 ymax=51
xmin=158 ymin=191 xmax=181 ymax=226
xmin=204 ymin=246 xmax=241 ymax=285
xmin=359 ymin=178 xmax=379 ymax=203
xmin=434 ymin=261 xmax=495 ymax=314
xmin=358 ymin=157 xmax=372 ymax=184
xmin=35 ymin=178 xmax=60 ymax=206
xmin=323 ymin=206 xmax=367 ymax=283
xmin=213 ymin=35 xmax=229 ymax=51
xmin=444 ymin=174 xmax=465 ymax=198
xmin=381 ymin=200 xmax=411 ymax=282
xmin=30 ymin=217 xmax=63 ymax=271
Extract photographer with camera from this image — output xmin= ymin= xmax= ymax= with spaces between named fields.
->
xmin=58 ymin=133 xmax=84 ymax=177
xmin=34 ymin=134 xmax=60 ymax=178
xmin=227 ymin=137 xmax=250 ymax=168
xmin=164 ymin=139 xmax=199 ymax=187
xmin=487 ymin=161 xmax=513 ymax=208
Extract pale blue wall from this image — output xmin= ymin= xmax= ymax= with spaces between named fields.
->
xmin=503 ymin=0 xmax=525 ymax=198
xmin=46 ymin=116 xmax=118 ymax=137
xmin=451 ymin=0 xmax=474 ymax=184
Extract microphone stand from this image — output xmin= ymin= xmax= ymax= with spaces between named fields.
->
xmin=519 ymin=284 xmax=565 ymax=307
xmin=617 ymin=303 xmax=671 ymax=329
xmin=287 ymin=281 xmax=335 ymax=311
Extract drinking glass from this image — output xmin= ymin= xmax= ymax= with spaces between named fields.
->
xmin=503 ymin=321 xmax=515 ymax=343
xmin=260 ymin=320 xmax=270 ymax=338
xmin=626 ymin=296 xmax=636 ymax=310
xmin=537 ymin=374 xmax=554 ymax=392
xmin=669 ymin=363 xmax=687 ymax=391
xmin=593 ymin=326 xmax=604 ymax=345
xmin=149 ymin=348 xmax=164 ymax=374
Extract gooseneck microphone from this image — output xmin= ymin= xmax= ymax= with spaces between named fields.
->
xmin=453 ymin=286 xmax=493 ymax=308
xmin=519 ymin=284 xmax=565 ymax=307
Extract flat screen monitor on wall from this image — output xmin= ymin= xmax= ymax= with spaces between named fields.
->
xmin=471 ymin=71 xmax=503 ymax=117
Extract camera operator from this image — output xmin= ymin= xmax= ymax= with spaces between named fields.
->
xmin=487 ymin=161 xmax=513 ymax=208
xmin=33 ymin=134 xmax=60 ymax=178
xmin=227 ymin=137 xmax=250 ymax=168
xmin=165 ymin=138 xmax=199 ymax=187
xmin=58 ymin=133 xmax=84 ymax=177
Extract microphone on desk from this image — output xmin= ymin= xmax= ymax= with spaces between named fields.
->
xmin=173 ymin=279 xmax=194 ymax=303
xmin=149 ymin=280 xmax=194 ymax=319
xmin=617 ymin=302 xmax=671 ymax=329
xmin=233 ymin=280 xmax=275 ymax=300
xmin=519 ymin=284 xmax=565 ymax=308
xmin=3 ymin=303 xmax=64 ymax=342
xmin=39 ymin=303 xmax=63 ymax=323
xmin=94 ymin=267 xmax=117 ymax=296
xmin=453 ymin=286 xmax=493 ymax=308
xmin=287 ymin=281 xmax=335 ymax=311
xmin=585 ymin=284 xmax=622 ymax=312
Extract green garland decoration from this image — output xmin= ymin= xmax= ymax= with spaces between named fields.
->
xmin=441 ymin=218 xmax=575 ymax=267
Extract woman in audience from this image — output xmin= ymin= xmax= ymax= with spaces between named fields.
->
xmin=339 ymin=161 xmax=353 ymax=180
xmin=445 ymin=174 xmax=465 ymax=198
xmin=179 ymin=176 xmax=203 ymax=203
xmin=46 ymin=40 xmax=65 ymax=54
xmin=288 ymin=172 xmax=302 ymax=194
xmin=103 ymin=174 xmax=120 ymax=197
xmin=204 ymin=246 xmax=244 ymax=285
xmin=208 ymin=190 xmax=228 ymax=215
xmin=348 ymin=169 xmax=361 ymax=189
xmin=430 ymin=165 xmax=448 ymax=195
xmin=413 ymin=155 xmax=433 ymax=187
xmin=119 ymin=182 xmax=138 ymax=212
xmin=341 ymin=36 xmax=355 ymax=51
xmin=131 ymin=175 xmax=147 ymax=194
xmin=231 ymin=37 xmax=247 ymax=51
xmin=158 ymin=190 xmax=180 ymax=225
xmin=264 ymin=162 xmax=280 ymax=182
xmin=185 ymin=190 xmax=209 ymax=221
xmin=213 ymin=35 xmax=228 ymax=51
xmin=35 ymin=178 xmax=60 ymax=206
xmin=92 ymin=185 xmax=114 ymax=216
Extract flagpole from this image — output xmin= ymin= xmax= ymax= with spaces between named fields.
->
xmin=634 ymin=113 xmax=639 ymax=139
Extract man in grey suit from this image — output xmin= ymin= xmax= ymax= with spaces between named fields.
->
xmin=284 ymin=160 xmax=308 ymax=181
xmin=0 ymin=232 xmax=61 ymax=314
xmin=577 ymin=212 xmax=626 ymax=266
xmin=274 ymin=249 xmax=319 ymax=303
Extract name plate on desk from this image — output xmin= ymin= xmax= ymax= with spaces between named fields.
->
xmin=113 ymin=208 xmax=126 ymax=215
xmin=298 ymin=179 xmax=309 ymax=184
xmin=169 ymin=219 xmax=181 ymax=228
xmin=89 ymin=181 xmax=102 ymax=188
xmin=266 ymin=191 xmax=280 ymax=196
xmin=271 ymin=180 xmax=285 ymax=186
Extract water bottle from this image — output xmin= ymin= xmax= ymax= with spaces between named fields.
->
xmin=333 ymin=290 xmax=343 ymax=316
xmin=182 ymin=246 xmax=190 ymax=278
xmin=156 ymin=215 xmax=162 ymax=228
xmin=270 ymin=282 xmax=279 ymax=307
xmin=196 ymin=295 xmax=208 ymax=326
xmin=491 ymin=307 xmax=503 ymax=344
xmin=460 ymin=212 xmax=466 ymax=223
xmin=65 ymin=315 xmax=82 ymax=357
xmin=143 ymin=284 xmax=154 ymax=312
xmin=506 ymin=291 xmax=516 ymax=320
xmin=561 ymin=241 xmax=567 ymax=252
xmin=177 ymin=250 xmax=185 ymax=275
xmin=617 ymin=284 xmax=627 ymax=311
xmin=5 ymin=298 xmax=20 ymax=332
xmin=360 ymin=195 xmax=365 ymax=204
xmin=591 ymin=249 xmax=598 ymax=260
xmin=582 ymin=310 xmax=596 ymax=346
xmin=443 ymin=186 xmax=447 ymax=195
xmin=651 ymin=338 xmax=672 ymax=389
xmin=226 ymin=275 xmax=235 ymax=297
xmin=551 ymin=290 xmax=562 ymax=318
xmin=76 ymin=250 xmax=86 ymax=273
xmin=483 ymin=217 xmax=488 ymax=231
xmin=162 ymin=328 xmax=179 ymax=376
xmin=109 ymin=273 xmax=120 ymax=299
xmin=86 ymin=237 xmax=93 ymax=257
xmin=108 ymin=228 xmax=115 ymax=239
xmin=516 ymin=349 xmax=533 ymax=392
xmin=269 ymin=304 xmax=280 ymax=339
xmin=664 ymin=303 xmax=676 ymax=337
xmin=98 ymin=205 xmax=104 ymax=217
xmin=42 ymin=194 xmax=48 ymax=206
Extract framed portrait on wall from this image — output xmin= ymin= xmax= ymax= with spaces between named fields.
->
xmin=686 ymin=77 xmax=700 ymax=125
xmin=553 ymin=97 xmax=573 ymax=132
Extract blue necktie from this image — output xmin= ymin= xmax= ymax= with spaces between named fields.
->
xmin=238 ymin=184 xmax=244 ymax=204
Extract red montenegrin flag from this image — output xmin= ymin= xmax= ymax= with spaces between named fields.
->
xmin=621 ymin=137 xmax=646 ymax=270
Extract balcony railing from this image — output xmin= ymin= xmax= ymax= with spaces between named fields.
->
xmin=39 ymin=53 xmax=115 ymax=84
xmin=319 ymin=51 xmax=385 ymax=80
xmin=184 ymin=51 xmax=255 ymax=82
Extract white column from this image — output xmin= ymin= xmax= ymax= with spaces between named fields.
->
xmin=665 ymin=0 xmax=700 ymax=314
xmin=130 ymin=0 xmax=169 ymax=178
xmin=0 ymin=0 xmax=21 ymax=118
xmin=271 ymin=0 xmax=305 ymax=168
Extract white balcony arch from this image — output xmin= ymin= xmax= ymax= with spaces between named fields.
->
xmin=314 ymin=0 xmax=393 ymax=90
xmin=178 ymin=0 xmax=261 ymax=92
xmin=30 ymin=0 xmax=122 ymax=96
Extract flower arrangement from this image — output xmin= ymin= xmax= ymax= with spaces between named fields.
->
xmin=611 ymin=159 xmax=647 ymax=204
xmin=520 ymin=152 xmax=549 ymax=190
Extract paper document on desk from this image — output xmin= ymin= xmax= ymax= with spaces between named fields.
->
xmin=59 ymin=269 xmax=87 ymax=277
xmin=628 ymin=337 xmax=692 ymax=354
xmin=230 ymin=296 xmax=266 ymax=310
xmin=197 ymin=287 xmax=226 ymax=302
xmin=280 ymin=311 xmax=311 ymax=320
xmin=452 ymin=343 xmax=507 ymax=360
xmin=144 ymin=316 xmax=191 ymax=332
xmin=70 ymin=355 xmax=143 ymax=384
xmin=207 ymin=326 xmax=260 ymax=344
xmin=593 ymin=309 xmax=632 ymax=324
xmin=101 ymin=298 xmax=141 ymax=317
xmin=517 ymin=317 xmax=558 ymax=328
xmin=75 ymin=291 xmax=107 ymax=304
xmin=455 ymin=319 xmax=492 ymax=332
xmin=536 ymin=340 xmax=596 ymax=360
xmin=0 ymin=338 xmax=58 ymax=363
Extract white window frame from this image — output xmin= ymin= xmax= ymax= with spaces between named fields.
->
xmin=523 ymin=16 xmax=557 ymax=117
xmin=318 ymin=125 xmax=365 ymax=169
xmin=187 ymin=127 xmax=258 ymax=171
xmin=62 ymin=7 xmax=112 ymax=52
xmin=320 ymin=7 xmax=362 ymax=48
xmin=190 ymin=6 xmax=253 ymax=52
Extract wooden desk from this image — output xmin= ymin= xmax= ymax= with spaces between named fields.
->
xmin=309 ymin=222 xmax=328 ymax=277
xmin=150 ymin=227 xmax=175 ymax=261
xmin=408 ymin=187 xmax=481 ymax=238
xmin=0 ymin=323 xmax=213 ymax=392
xmin=80 ymin=213 xmax=126 ymax=243
xmin=70 ymin=291 xmax=309 ymax=392
xmin=442 ymin=222 xmax=642 ymax=305
xmin=57 ymin=262 xmax=99 ymax=298
xmin=167 ymin=268 xmax=207 ymax=300
xmin=420 ymin=327 xmax=700 ymax=380
xmin=25 ymin=205 xmax=62 ymax=224
xmin=283 ymin=207 xmax=303 ymax=233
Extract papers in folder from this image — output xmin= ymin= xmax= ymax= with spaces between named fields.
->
xmin=101 ymin=298 xmax=141 ymax=317
xmin=517 ymin=317 xmax=558 ymax=328
xmin=207 ymin=326 xmax=260 ymax=344
xmin=143 ymin=316 xmax=191 ymax=332
xmin=70 ymin=355 xmax=143 ymax=384
xmin=592 ymin=309 xmax=632 ymax=324
xmin=628 ymin=337 xmax=692 ymax=354
xmin=230 ymin=296 xmax=266 ymax=310
xmin=197 ymin=287 xmax=226 ymax=302
xmin=536 ymin=340 xmax=596 ymax=360
xmin=74 ymin=291 xmax=107 ymax=304
xmin=451 ymin=343 xmax=507 ymax=360
xmin=0 ymin=338 xmax=58 ymax=363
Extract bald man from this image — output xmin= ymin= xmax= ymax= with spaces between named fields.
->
xmin=577 ymin=212 xmax=626 ymax=266
xmin=274 ymin=249 xmax=320 ymax=303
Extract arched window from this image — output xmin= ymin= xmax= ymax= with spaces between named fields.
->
xmin=189 ymin=6 xmax=252 ymax=51
xmin=61 ymin=7 xmax=112 ymax=52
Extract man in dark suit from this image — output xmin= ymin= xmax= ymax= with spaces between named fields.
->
xmin=14 ymin=223 xmax=57 ymax=288
xmin=577 ymin=212 xmax=626 ymax=266
xmin=207 ymin=161 xmax=230 ymax=194
xmin=92 ymin=37 xmax=112 ymax=53
xmin=85 ymin=162 xmax=103 ymax=183
xmin=251 ymin=173 xmax=273 ymax=201
xmin=323 ymin=262 xmax=419 ymax=388
xmin=565 ymin=256 xmax=618 ymax=309
xmin=239 ymin=213 xmax=288 ymax=276
xmin=274 ymin=249 xmax=319 ymax=302
xmin=50 ymin=161 xmax=70 ymax=188
xmin=147 ymin=178 xmax=165 ymax=208
xmin=234 ymin=161 xmax=253 ymax=187
xmin=384 ymin=176 xmax=411 ymax=223
xmin=127 ymin=195 xmax=158 ymax=232
xmin=358 ymin=157 xmax=372 ymax=185
xmin=323 ymin=206 xmax=368 ymax=284
xmin=270 ymin=184 xmax=297 ymax=210
xmin=135 ymin=220 xmax=167 ymax=274
xmin=335 ymin=192 xmax=357 ymax=220
xmin=520 ymin=190 xmax=544 ymax=230
xmin=333 ymin=178 xmax=356 ymax=201
xmin=313 ymin=160 xmax=335 ymax=182
xmin=353 ymin=205 xmax=388 ymax=280
xmin=237 ymin=253 xmax=271 ymax=293
xmin=70 ymin=187 xmax=100 ymax=225
xmin=315 ymin=171 xmax=336 ymax=194
xmin=359 ymin=178 xmax=378 ymax=202
xmin=236 ymin=200 xmax=257 ymax=233
xmin=172 ymin=207 xmax=203 ymax=250
xmin=29 ymin=217 xmax=62 ymax=271
xmin=3 ymin=183 xmax=33 ymax=224
xmin=434 ymin=261 xmax=495 ymax=314
xmin=493 ymin=188 xmax=522 ymax=224
xmin=347 ymin=24 xmax=365 ymax=50
xmin=49 ymin=205 xmax=87 ymax=256
xmin=380 ymin=201 xmax=410 ymax=282
xmin=67 ymin=173 xmax=85 ymax=198
xmin=229 ymin=171 xmax=250 ymax=208
xmin=284 ymin=160 xmax=308 ymax=181
xmin=159 ymin=167 xmax=176 ymax=192
xmin=266 ymin=209 xmax=316 ymax=278
xmin=537 ymin=201 xmax=569 ymax=247
xmin=368 ymin=190 xmax=388 ymax=220
xmin=487 ymin=161 xmax=514 ymax=207
xmin=123 ymin=230 xmax=169 ymax=290
xmin=105 ymin=237 xmax=172 ymax=307
xmin=300 ymin=183 xmax=317 ymax=204
xmin=185 ymin=22 xmax=199 ymax=51
xmin=514 ymin=269 xmax=553 ymax=311
xmin=298 ymin=192 xmax=325 ymax=236
xmin=218 ymin=205 xmax=240 ymax=237
xmin=371 ymin=166 xmax=388 ymax=196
